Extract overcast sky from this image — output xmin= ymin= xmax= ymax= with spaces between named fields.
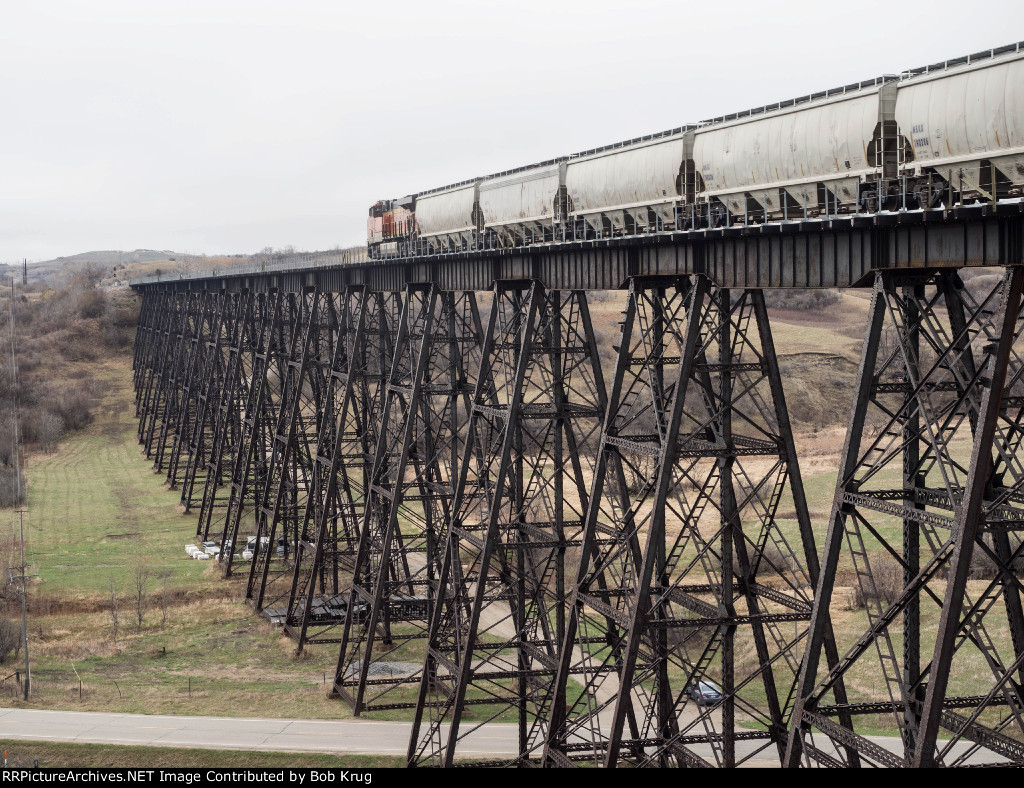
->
xmin=2 ymin=1 xmax=1023 ymax=262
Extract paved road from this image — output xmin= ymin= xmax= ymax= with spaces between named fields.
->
xmin=0 ymin=707 xmax=783 ymax=764
xmin=0 ymin=708 xmax=518 ymax=759
xmin=0 ymin=707 xmax=999 ymax=766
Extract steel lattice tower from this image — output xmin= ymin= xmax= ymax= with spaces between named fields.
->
xmin=407 ymin=281 xmax=605 ymax=767
xmin=196 ymin=289 xmax=282 ymax=556
xmin=333 ymin=284 xmax=483 ymax=714
xmin=178 ymin=292 xmax=244 ymax=512
xmin=533 ymin=275 xmax=837 ymax=767
xmin=283 ymin=288 xmax=401 ymax=649
xmin=244 ymin=287 xmax=336 ymax=613
xmin=161 ymin=291 xmax=220 ymax=488
xmin=787 ymin=267 xmax=1024 ymax=767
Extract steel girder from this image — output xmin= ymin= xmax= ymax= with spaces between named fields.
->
xmin=528 ymin=275 xmax=827 ymax=768
xmin=407 ymin=281 xmax=605 ymax=767
xmin=283 ymin=288 xmax=402 ymax=649
xmin=786 ymin=266 xmax=1024 ymax=767
xmin=333 ymin=284 xmax=483 ymax=714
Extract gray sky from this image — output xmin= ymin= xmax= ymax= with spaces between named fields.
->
xmin=3 ymin=0 xmax=1023 ymax=262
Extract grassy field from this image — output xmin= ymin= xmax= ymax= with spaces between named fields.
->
xmin=0 ymin=740 xmax=402 ymax=768
xmin=4 ymin=356 xmax=356 ymax=721
xmin=18 ymin=359 xmax=215 ymax=597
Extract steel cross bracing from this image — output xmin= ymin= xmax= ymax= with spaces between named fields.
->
xmin=192 ymin=289 xmax=259 ymax=534
xmin=133 ymin=289 xmax=169 ymax=448
xmin=194 ymin=289 xmax=282 ymax=557
xmin=243 ymin=287 xmax=337 ymax=615
xmin=179 ymin=292 xmax=244 ymax=513
xmin=150 ymin=290 xmax=202 ymax=478
xmin=131 ymin=289 xmax=158 ymax=395
xmin=406 ymin=282 xmax=605 ymax=767
xmin=138 ymin=291 xmax=188 ymax=459
xmin=527 ymin=276 xmax=831 ymax=768
xmin=128 ymin=264 xmax=1024 ymax=769
xmin=163 ymin=292 xmax=222 ymax=492
xmin=333 ymin=284 xmax=483 ymax=714
xmin=218 ymin=289 xmax=307 ymax=578
xmin=786 ymin=266 xmax=1024 ymax=768
xmin=151 ymin=291 xmax=204 ymax=477
xmin=153 ymin=292 xmax=204 ymax=469
xmin=132 ymin=290 xmax=163 ymax=430
xmin=282 ymin=288 xmax=402 ymax=649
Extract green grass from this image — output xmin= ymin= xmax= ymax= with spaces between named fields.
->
xmin=18 ymin=598 xmax=359 ymax=720
xmin=20 ymin=360 xmax=215 ymax=598
xmin=0 ymin=740 xmax=403 ymax=768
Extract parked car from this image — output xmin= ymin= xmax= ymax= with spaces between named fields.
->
xmin=687 ymin=680 xmax=723 ymax=706
xmin=202 ymin=540 xmax=221 ymax=557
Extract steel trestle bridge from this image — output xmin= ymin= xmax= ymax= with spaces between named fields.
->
xmin=132 ymin=199 xmax=1024 ymax=767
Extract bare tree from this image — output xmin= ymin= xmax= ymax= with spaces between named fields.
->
xmin=156 ymin=569 xmax=172 ymax=629
xmin=108 ymin=577 xmax=121 ymax=644
xmin=34 ymin=412 xmax=64 ymax=454
xmin=130 ymin=563 xmax=149 ymax=632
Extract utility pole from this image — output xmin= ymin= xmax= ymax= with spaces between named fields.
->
xmin=8 ymin=277 xmax=28 ymax=699
xmin=18 ymin=508 xmax=28 ymax=700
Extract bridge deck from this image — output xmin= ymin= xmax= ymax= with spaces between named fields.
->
xmin=130 ymin=201 xmax=1024 ymax=293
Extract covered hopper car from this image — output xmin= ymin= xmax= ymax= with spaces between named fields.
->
xmin=367 ymin=42 xmax=1024 ymax=258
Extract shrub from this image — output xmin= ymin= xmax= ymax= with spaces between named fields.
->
xmin=0 ymin=617 xmax=21 ymax=664
xmin=852 ymin=555 xmax=903 ymax=609
xmin=53 ymin=388 xmax=93 ymax=431
xmin=763 ymin=288 xmax=841 ymax=312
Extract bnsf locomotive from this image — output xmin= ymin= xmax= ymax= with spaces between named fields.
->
xmin=368 ymin=42 xmax=1024 ymax=258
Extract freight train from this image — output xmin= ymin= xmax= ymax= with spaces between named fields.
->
xmin=367 ymin=42 xmax=1024 ymax=258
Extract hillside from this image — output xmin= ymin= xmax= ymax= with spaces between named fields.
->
xmin=0 ymin=251 xmax=187 ymax=286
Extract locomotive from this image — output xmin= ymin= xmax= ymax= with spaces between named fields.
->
xmin=367 ymin=42 xmax=1024 ymax=259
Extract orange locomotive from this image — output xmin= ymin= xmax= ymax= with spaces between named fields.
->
xmin=367 ymin=198 xmax=415 ymax=258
